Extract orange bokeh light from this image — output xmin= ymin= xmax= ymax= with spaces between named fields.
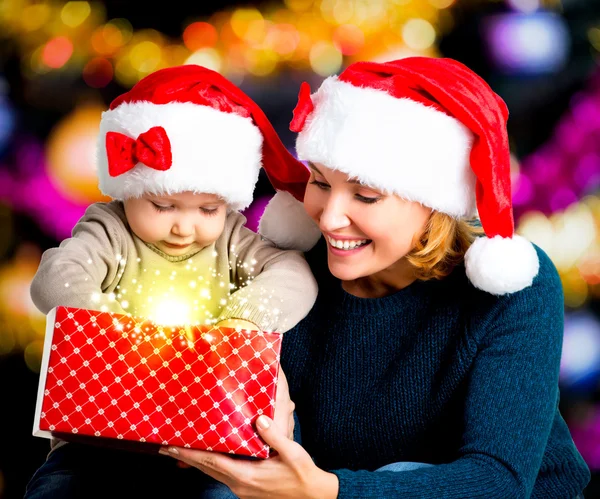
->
xmin=41 ymin=36 xmax=73 ymax=69
xmin=333 ymin=24 xmax=365 ymax=56
xmin=183 ymin=22 xmax=218 ymax=52
xmin=83 ymin=57 xmax=114 ymax=88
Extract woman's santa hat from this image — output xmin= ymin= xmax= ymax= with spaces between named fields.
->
xmin=97 ymin=64 xmax=308 ymax=211
xmin=259 ymin=57 xmax=539 ymax=295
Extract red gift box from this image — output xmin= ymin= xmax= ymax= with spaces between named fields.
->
xmin=33 ymin=306 xmax=282 ymax=458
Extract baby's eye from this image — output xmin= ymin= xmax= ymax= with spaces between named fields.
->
xmin=200 ymin=206 xmax=219 ymax=216
xmin=151 ymin=202 xmax=174 ymax=212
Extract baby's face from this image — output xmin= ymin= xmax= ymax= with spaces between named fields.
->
xmin=123 ymin=192 xmax=227 ymax=256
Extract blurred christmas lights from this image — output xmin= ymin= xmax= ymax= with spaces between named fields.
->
xmin=0 ymin=136 xmax=89 ymax=241
xmin=560 ymin=312 xmax=600 ymax=392
xmin=0 ymin=90 xmax=16 ymax=155
xmin=0 ymin=244 xmax=45 ymax=371
xmin=0 ymin=0 xmax=451 ymax=88
xmin=484 ymin=12 xmax=569 ymax=74
xmin=570 ymin=406 xmax=600 ymax=470
xmin=46 ymin=103 xmax=110 ymax=204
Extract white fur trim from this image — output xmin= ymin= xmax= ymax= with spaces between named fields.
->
xmin=258 ymin=191 xmax=321 ymax=251
xmin=296 ymin=77 xmax=477 ymax=218
xmin=465 ymin=235 xmax=539 ymax=295
xmin=97 ymin=101 xmax=263 ymax=210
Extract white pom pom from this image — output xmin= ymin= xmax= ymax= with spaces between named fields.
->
xmin=258 ymin=191 xmax=322 ymax=252
xmin=464 ymin=234 xmax=539 ymax=295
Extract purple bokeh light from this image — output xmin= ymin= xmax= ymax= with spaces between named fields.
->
xmin=514 ymin=71 xmax=600 ymax=220
xmin=570 ymin=407 xmax=600 ymax=471
xmin=0 ymin=136 xmax=89 ymax=240
xmin=484 ymin=12 xmax=569 ymax=74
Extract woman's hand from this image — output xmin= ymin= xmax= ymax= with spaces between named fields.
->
xmin=273 ymin=367 xmax=295 ymax=440
xmin=159 ymin=416 xmax=339 ymax=499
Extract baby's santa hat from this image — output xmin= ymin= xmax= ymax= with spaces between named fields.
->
xmin=259 ymin=57 xmax=539 ymax=295
xmin=97 ymin=64 xmax=308 ymax=211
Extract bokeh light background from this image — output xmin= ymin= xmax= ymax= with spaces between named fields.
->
xmin=1 ymin=0 xmax=600 ymax=497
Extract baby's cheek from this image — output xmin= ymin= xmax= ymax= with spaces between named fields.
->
xmin=134 ymin=215 xmax=166 ymax=242
xmin=199 ymin=218 xmax=226 ymax=244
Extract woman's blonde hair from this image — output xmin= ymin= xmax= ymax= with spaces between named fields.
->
xmin=406 ymin=211 xmax=484 ymax=281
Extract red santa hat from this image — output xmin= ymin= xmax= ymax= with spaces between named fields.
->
xmin=258 ymin=57 xmax=539 ymax=295
xmin=97 ymin=64 xmax=308 ymax=211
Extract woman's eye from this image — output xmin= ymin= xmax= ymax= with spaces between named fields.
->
xmin=309 ymin=180 xmax=330 ymax=190
xmin=355 ymin=194 xmax=381 ymax=204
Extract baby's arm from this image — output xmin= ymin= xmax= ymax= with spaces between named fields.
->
xmin=30 ymin=203 xmax=128 ymax=315
xmin=217 ymin=213 xmax=318 ymax=332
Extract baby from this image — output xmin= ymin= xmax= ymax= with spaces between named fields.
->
xmin=30 ymin=64 xmax=318 ymax=335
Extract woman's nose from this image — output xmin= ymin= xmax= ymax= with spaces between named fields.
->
xmin=318 ymin=197 xmax=351 ymax=232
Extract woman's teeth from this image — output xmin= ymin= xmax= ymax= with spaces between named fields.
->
xmin=328 ymin=237 xmax=370 ymax=250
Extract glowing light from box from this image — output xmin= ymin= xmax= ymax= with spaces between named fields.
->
xmin=151 ymin=300 xmax=192 ymax=327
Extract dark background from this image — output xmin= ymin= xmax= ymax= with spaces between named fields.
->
xmin=1 ymin=0 xmax=600 ymax=497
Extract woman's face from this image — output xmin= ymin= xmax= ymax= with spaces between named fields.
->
xmin=303 ymin=162 xmax=432 ymax=282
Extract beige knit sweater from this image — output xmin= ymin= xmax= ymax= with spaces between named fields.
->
xmin=31 ymin=201 xmax=318 ymax=333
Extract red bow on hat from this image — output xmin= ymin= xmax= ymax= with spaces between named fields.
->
xmin=106 ymin=126 xmax=172 ymax=177
xmin=290 ymin=82 xmax=314 ymax=133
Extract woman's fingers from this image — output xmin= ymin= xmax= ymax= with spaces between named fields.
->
xmin=254 ymin=416 xmax=305 ymax=465
xmin=160 ymin=447 xmax=238 ymax=477
xmin=274 ymin=368 xmax=296 ymax=439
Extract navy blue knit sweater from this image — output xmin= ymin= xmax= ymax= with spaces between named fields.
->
xmin=281 ymin=240 xmax=590 ymax=498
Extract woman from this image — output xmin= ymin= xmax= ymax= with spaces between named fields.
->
xmin=159 ymin=58 xmax=591 ymax=498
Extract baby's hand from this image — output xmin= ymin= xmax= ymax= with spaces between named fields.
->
xmin=215 ymin=318 xmax=261 ymax=331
